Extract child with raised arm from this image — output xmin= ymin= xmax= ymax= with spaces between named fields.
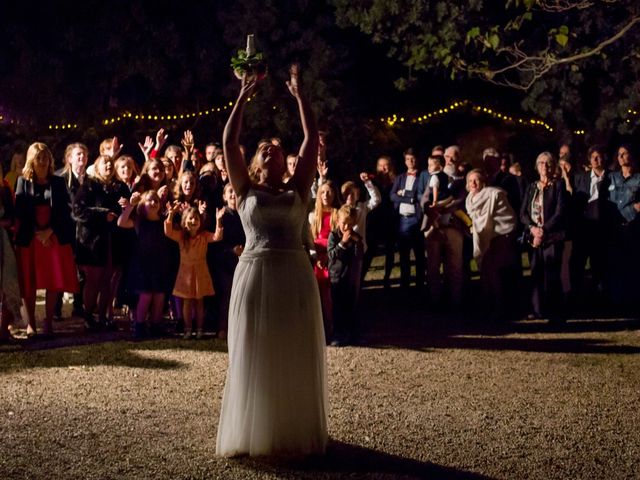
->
xmin=118 ymin=190 xmax=173 ymax=339
xmin=164 ymin=204 xmax=223 ymax=339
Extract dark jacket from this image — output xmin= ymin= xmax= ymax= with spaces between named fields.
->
xmin=57 ymin=169 xmax=85 ymax=204
xmin=210 ymin=207 xmax=246 ymax=273
xmin=72 ymin=177 xmax=130 ymax=266
xmin=520 ymin=179 xmax=567 ymax=244
xmin=390 ymin=171 xmax=426 ymax=220
xmin=367 ymin=175 xmax=398 ymax=240
xmin=493 ymin=171 xmax=527 ymax=218
xmin=327 ymin=230 xmax=364 ymax=284
xmin=14 ymin=175 xmax=75 ymax=247
xmin=573 ymin=170 xmax=610 ymax=221
xmin=419 ymin=170 xmax=450 ymax=208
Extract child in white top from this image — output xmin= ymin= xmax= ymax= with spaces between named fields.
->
xmin=340 ymin=172 xmax=381 ymax=252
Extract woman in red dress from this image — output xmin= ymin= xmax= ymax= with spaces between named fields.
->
xmin=14 ymin=142 xmax=79 ymax=337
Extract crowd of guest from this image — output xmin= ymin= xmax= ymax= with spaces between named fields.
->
xmin=0 ymin=131 xmax=638 ymax=345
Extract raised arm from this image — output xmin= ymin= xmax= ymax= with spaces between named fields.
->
xmin=360 ymin=172 xmax=381 ymax=212
xmin=206 ymin=207 xmax=225 ymax=243
xmin=223 ymin=76 xmax=258 ymax=202
xmin=289 ymin=65 xmax=319 ymax=200
xmin=164 ymin=205 xmax=181 ymax=242
xmin=117 ymin=192 xmax=140 ymax=229
xmin=138 ymin=136 xmax=154 ymax=163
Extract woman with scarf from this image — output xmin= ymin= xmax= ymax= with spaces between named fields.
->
xmin=465 ymin=169 xmax=518 ymax=320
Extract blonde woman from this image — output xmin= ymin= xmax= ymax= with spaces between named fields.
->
xmin=308 ymin=181 xmax=340 ymax=335
xmin=5 ymin=148 xmax=26 ymax=194
xmin=15 ymin=143 xmax=78 ymax=337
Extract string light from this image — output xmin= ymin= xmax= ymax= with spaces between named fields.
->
xmin=48 ymin=99 xmax=234 ymax=131
xmin=382 ymin=100 xmax=555 ymax=133
xmin=32 ymin=99 xmax=640 ymax=134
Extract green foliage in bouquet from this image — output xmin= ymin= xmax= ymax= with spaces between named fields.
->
xmin=230 ymin=50 xmax=266 ymax=74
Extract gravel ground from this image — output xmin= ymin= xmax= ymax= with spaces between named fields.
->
xmin=1 ymin=287 xmax=639 ymax=480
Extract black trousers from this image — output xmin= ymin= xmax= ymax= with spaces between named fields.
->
xmin=569 ymin=219 xmax=607 ymax=298
xmin=530 ymin=241 xmax=564 ymax=318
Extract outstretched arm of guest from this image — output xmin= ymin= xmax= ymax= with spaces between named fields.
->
xmin=289 ymin=65 xmax=319 ymax=198
xmin=163 ymin=206 xmax=181 ymax=242
xmin=207 ymin=208 xmax=225 ymax=243
xmin=118 ymin=192 xmax=142 ymax=228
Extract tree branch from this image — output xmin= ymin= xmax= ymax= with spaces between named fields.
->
xmin=534 ymin=0 xmax=596 ymax=12
xmin=467 ymin=14 xmax=640 ymax=90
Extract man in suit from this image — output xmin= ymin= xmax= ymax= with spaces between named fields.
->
xmin=570 ymin=145 xmax=610 ymax=304
xmin=390 ymin=148 xmax=426 ymax=290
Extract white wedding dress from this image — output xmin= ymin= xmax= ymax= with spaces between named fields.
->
xmin=216 ymin=187 xmax=328 ymax=457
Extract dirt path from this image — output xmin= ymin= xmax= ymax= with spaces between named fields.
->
xmin=1 ymin=289 xmax=639 ymax=479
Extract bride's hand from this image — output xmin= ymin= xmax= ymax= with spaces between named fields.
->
xmin=286 ymin=64 xmax=301 ymax=98
xmin=239 ymin=73 xmax=258 ymax=101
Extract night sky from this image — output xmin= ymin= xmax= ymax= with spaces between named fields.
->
xmin=0 ymin=1 xmax=582 ymax=171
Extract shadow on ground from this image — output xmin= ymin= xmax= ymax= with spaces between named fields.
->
xmin=358 ymin=286 xmax=640 ymax=355
xmin=0 ymin=336 xmax=228 ymax=375
xmin=235 ymin=440 xmax=493 ymax=479
xmin=1 ymin=283 xmax=638 ymax=369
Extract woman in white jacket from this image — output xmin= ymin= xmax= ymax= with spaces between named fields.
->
xmin=465 ymin=169 xmax=518 ymax=320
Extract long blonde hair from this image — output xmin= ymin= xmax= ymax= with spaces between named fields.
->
xmin=135 ymin=159 xmax=168 ymax=193
xmin=91 ymin=155 xmax=115 ymax=184
xmin=173 ymin=170 xmax=199 ymax=204
xmin=311 ymin=181 xmax=339 ymax=238
xmin=22 ymin=142 xmax=54 ymax=181
xmin=179 ymin=207 xmax=203 ymax=252
xmin=114 ymin=155 xmax=139 ymax=184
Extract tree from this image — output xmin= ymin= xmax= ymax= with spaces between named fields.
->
xmin=0 ymin=0 xmax=377 ymax=172
xmin=333 ymin=0 xmax=640 ymax=141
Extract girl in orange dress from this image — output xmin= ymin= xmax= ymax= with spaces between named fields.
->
xmin=165 ymin=205 xmax=224 ymax=339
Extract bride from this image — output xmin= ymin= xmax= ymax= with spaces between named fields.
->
xmin=215 ymin=65 xmax=328 ymax=456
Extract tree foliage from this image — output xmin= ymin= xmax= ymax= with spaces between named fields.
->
xmin=333 ymin=0 xmax=640 ymax=141
xmin=0 ymin=0 xmax=378 ymax=169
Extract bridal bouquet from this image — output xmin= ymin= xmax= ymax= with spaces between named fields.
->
xmin=231 ymin=34 xmax=267 ymax=80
